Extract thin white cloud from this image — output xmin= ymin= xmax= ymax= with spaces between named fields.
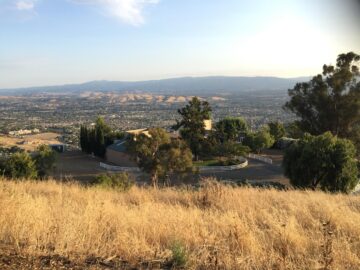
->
xmin=73 ymin=0 xmax=159 ymax=26
xmin=16 ymin=0 xmax=36 ymax=10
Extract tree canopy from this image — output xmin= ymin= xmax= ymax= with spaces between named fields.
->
xmin=175 ymin=97 xmax=212 ymax=160
xmin=243 ymin=127 xmax=274 ymax=153
xmin=214 ymin=141 xmax=250 ymax=158
xmin=285 ymin=52 xmax=360 ymax=149
xmin=283 ymin=132 xmax=358 ymax=193
xmin=268 ymin=121 xmax=285 ymax=141
xmin=214 ymin=117 xmax=248 ymax=143
xmin=1 ymin=152 xmax=38 ymax=179
xmin=133 ymin=128 xmax=193 ymax=186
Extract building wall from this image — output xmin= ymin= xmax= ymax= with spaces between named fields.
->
xmin=106 ymin=149 xmax=137 ymax=167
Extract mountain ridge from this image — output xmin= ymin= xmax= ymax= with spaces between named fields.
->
xmin=0 ymin=76 xmax=310 ymax=95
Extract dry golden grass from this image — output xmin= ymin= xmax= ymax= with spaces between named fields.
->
xmin=0 ymin=178 xmax=359 ymax=269
xmin=0 ymin=132 xmax=61 ymax=151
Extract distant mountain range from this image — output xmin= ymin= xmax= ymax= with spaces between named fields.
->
xmin=0 ymin=76 xmax=310 ymax=95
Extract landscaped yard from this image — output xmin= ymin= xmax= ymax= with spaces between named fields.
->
xmin=194 ymin=157 xmax=244 ymax=167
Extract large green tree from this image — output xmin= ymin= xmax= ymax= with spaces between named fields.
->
xmin=134 ymin=128 xmax=193 ymax=186
xmin=175 ymin=97 xmax=212 ymax=160
xmin=243 ymin=127 xmax=274 ymax=153
xmin=214 ymin=117 xmax=249 ymax=143
xmin=283 ymin=132 xmax=358 ymax=193
xmin=285 ymin=52 xmax=360 ymax=149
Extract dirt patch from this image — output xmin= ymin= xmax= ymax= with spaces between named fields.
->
xmin=0 ymin=246 xmax=172 ymax=270
xmin=0 ymin=133 xmax=62 ymax=152
xmin=52 ymin=151 xmax=105 ymax=182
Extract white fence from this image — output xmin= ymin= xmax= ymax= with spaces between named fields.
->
xmin=101 ymin=158 xmax=248 ymax=173
xmin=247 ymin=153 xmax=273 ymax=164
xmin=353 ymin=183 xmax=360 ymax=195
xmin=198 ymin=157 xmax=248 ymax=172
xmin=100 ymin=162 xmax=141 ymax=172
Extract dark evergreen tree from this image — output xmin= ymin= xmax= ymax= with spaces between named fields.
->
xmin=175 ymin=97 xmax=212 ymax=160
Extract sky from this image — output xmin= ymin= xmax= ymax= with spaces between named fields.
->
xmin=0 ymin=0 xmax=359 ymax=88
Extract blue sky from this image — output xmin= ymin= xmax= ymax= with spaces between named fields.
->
xmin=0 ymin=0 xmax=359 ymax=88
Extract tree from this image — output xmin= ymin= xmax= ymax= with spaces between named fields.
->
xmin=284 ymin=52 xmax=360 ymax=149
xmin=94 ymin=125 xmax=106 ymax=157
xmin=2 ymin=152 xmax=37 ymax=179
xmin=283 ymin=132 xmax=359 ymax=193
xmin=285 ymin=122 xmax=304 ymax=139
xmin=161 ymin=139 xmax=193 ymax=178
xmin=80 ymin=125 xmax=90 ymax=152
xmin=33 ymin=145 xmax=57 ymax=178
xmin=175 ymin=97 xmax=212 ymax=160
xmin=268 ymin=121 xmax=285 ymax=141
xmin=134 ymin=128 xmax=193 ymax=186
xmin=214 ymin=117 xmax=248 ymax=142
xmin=243 ymin=128 xmax=274 ymax=153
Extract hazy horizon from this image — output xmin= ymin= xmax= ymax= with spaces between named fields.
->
xmin=1 ymin=0 xmax=359 ymax=88
xmin=0 ymin=74 xmax=312 ymax=90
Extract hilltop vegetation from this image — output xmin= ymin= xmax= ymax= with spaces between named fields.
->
xmin=0 ymin=179 xmax=359 ymax=269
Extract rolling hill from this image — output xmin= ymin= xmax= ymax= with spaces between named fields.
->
xmin=0 ymin=76 xmax=310 ymax=95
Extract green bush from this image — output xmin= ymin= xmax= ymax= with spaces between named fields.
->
xmin=170 ymin=241 xmax=188 ymax=268
xmin=1 ymin=152 xmax=38 ymax=179
xmin=95 ymin=172 xmax=134 ymax=191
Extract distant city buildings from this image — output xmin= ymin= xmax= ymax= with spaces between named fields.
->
xmin=8 ymin=129 xmax=40 ymax=136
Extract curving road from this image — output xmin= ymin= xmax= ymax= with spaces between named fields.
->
xmin=199 ymin=157 xmax=289 ymax=185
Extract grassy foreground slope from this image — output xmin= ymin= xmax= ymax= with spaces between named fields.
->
xmin=0 ymin=179 xmax=359 ymax=269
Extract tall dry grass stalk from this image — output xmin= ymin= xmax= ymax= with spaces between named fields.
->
xmin=0 ymin=178 xmax=359 ymax=269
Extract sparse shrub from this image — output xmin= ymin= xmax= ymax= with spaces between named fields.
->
xmin=95 ymin=172 xmax=134 ymax=191
xmin=197 ymin=179 xmax=226 ymax=209
xmin=170 ymin=241 xmax=188 ymax=268
xmin=320 ymin=221 xmax=334 ymax=270
xmin=33 ymin=145 xmax=57 ymax=178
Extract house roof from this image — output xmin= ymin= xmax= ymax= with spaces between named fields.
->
xmin=126 ymin=128 xmax=151 ymax=137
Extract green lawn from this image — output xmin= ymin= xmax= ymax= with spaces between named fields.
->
xmin=194 ymin=157 xmax=244 ymax=167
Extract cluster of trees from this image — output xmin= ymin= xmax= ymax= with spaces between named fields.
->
xmin=285 ymin=52 xmax=360 ymax=150
xmin=283 ymin=52 xmax=360 ymax=192
xmin=129 ymin=98 xmax=281 ymax=186
xmin=80 ymin=117 xmax=124 ymax=157
xmin=0 ymin=145 xmax=56 ymax=179
xmin=174 ymin=97 xmax=278 ymax=160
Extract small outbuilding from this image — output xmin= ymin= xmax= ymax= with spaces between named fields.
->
xmin=49 ymin=144 xmax=66 ymax=153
